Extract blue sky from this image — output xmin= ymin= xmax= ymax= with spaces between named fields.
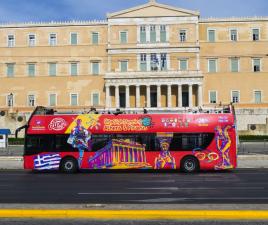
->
xmin=0 ymin=0 xmax=267 ymax=23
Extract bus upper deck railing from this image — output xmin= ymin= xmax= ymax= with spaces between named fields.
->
xmin=32 ymin=105 xmax=233 ymax=116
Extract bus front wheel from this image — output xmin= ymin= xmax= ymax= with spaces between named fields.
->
xmin=60 ymin=157 xmax=78 ymax=173
xmin=180 ymin=156 xmax=200 ymax=173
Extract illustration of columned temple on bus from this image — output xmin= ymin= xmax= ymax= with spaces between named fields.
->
xmin=88 ymin=139 xmax=152 ymax=169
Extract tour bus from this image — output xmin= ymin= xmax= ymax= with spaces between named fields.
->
xmin=16 ymin=106 xmax=237 ymax=173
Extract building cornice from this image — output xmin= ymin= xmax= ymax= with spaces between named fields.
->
xmin=1 ymin=16 xmax=268 ymax=29
xmin=200 ymin=16 xmax=268 ymax=23
xmin=0 ymin=20 xmax=108 ymax=28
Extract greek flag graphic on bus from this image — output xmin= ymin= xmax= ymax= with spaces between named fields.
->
xmin=34 ymin=153 xmax=61 ymax=170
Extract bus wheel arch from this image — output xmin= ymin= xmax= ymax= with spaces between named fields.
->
xmin=180 ymin=155 xmax=200 ymax=173
xmin=60 ymin=156 xmax=78 ymax=173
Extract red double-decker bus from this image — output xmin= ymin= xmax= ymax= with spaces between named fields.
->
xmin=17 ymin=106 xmax=237 ymax=173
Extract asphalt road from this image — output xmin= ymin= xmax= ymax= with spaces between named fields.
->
xmin=0 ymin=169 xmax=268 ymax=204
xmin=0 ymin=219 xmax=267 ymax=225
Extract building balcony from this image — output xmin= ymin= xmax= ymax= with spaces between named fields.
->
xmin=105 ymin=70 xmax=203 ymax=79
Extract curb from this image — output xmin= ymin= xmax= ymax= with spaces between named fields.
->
xmin=0 ymin=210 xmax=268 ymax=220
xmin=0 ymin=157 xmax=22 ymax=161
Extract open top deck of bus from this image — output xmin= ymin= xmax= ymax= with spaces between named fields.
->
xmin=25 ymin=105 xmax=235 ymax=135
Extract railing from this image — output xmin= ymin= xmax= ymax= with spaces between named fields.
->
xmin=105 ymin=70 xmax=203 ymax=79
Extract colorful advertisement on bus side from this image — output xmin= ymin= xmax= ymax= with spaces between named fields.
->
xmin=28 ymin=113 xmax=234 ymax=135
xmin=25 ymin=121 xmax=237 ymax=171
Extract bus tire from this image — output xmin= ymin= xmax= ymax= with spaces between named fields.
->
xmin=60 ymin=157 xmax=78 ymax=173
xmin=180 ymin=156 xmax=200 ymax=173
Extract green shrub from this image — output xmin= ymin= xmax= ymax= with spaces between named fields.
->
xmin=8 ymin=138 xmax=24 ymax=145
xmin=239 ymin=135 xmax=268 ymax=142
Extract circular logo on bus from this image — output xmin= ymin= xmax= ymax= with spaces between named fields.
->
xmin=141 ymin=116 xmax=153 ymax=127
xmin=48 ymin=118 xmax=67 ymax=131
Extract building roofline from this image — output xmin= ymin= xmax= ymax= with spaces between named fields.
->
xmin=200 ymin=16 xmax=268 ymax=23
xmin=1 ymin=16 xmax=268 ymax=28
xmin=0 ymin=20 xmax=108 ymax=28
xmin=107 ymin=1 xmax=199 ymax=19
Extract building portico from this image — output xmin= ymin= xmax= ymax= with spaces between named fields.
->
xmin=105 ymin=73 xmax=203 ymax=109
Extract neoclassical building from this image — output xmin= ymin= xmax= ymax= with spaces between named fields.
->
xmin=1 ymin=0 xmax=268 ymax=134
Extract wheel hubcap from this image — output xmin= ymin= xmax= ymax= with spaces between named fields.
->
xmin=65 ymin=161 xmax=73 ymax=170
xmin=185 ymin=160 xmax=195 ymax=171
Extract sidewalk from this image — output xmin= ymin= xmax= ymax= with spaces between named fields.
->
xmin=0 ymin=154 xmax=267 ymax=170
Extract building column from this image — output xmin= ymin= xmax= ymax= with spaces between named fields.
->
xmin=105 ymin=85 xmax=110 ymax=108
xmin=136 ymin=85 xmax=140 ymax=108
xmin=198 ymin=84 xmax=203 ymax=107
xmin=146 ymin=85 xmax=151 ymax=108
xmin=167 ymin=84 xmax=172 ymax=108
xmin=178 ymin=85 xmax=182 ymax=108
xmin=126 ymin=85 xmax=130 ymax=108
xmin=188 ymin=84 xmax=193 ymax=108
xmin=157 ymin=85 xmax=161 ymax=108
xmin=115 ymin=85 xmax=119 ymax=108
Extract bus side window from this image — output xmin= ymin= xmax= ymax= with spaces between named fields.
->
xmin=55 ymin=135 xmax=77 ymax=152
xmin=25 ymin=135 xmax=53 ymax=154
xmin=169 ymin=133 xmax=215 ymax=151
xmin=169 ymin=134 xmax=182 ymax=151
xmin=91 ymin=134 xmax=110 ymax=152
xmin=201 ymin=133 xmax=215 ymax=149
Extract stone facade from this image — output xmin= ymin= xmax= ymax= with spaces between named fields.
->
xmin=0 ymin=0 xmax=268 ymax=135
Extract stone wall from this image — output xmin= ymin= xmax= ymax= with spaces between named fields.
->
xmin=236 ymin=108 xmax=268 ymax=135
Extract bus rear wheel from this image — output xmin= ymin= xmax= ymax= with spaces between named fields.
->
xmin=60 ymin=157 xmax=78 ymax=173
xmin=180 ymin=156 xmax=199 ymax=173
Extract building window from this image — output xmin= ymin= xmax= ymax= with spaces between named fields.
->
xmin=140 ymin=53 xmax=147 ymax=71
xmin=120 ymin=61 xmax=128 ymax=72
xmin=120 ymin=31 xmax=127 ymax=44
xmin=92 ymin=93 xmax=100 ymax=106
xmin=7 ymin=35 xmax=15 ymax=47
xmin=179 ymin=59 xmax=188 ymax=71
xmin=150 ymin=53 xmax=159 ymax=71
xmin=70 ymin=63 xmax=78 ymax=76
xmin=253 ymin=58 xmax=261 ymax=72
xmin=230 ymin=58 xmax=239 ymax=72
xmin=7 ymin=94 xmax=14 ymax=107
xmin=160 ymin=53 xmax=167 ymax=71
xmin=160 ymin=25 xmax=166 ymax=42
xmin=230 ymin=29 xmax=237 ymax=41
xmin=92 ymin=32 xmax=99 ymax=45
xmin=49 ymin=94 xmax=56 ymax=107
xmin=70 ymin=94 xmax=78 ymax=106
xmin=179 ymin=30 xmax=186 ymax=42
xmin=252 ymin=28 xmax=260 ymax=41
xmin=208 ymin=29 xmax=215 ymax=42
xmin=28 ymin=34 xmax=36 ymax=46
xmin=49 ymin=63 xmax=57 ymax=76
xmin=28 ymin=95 xmax=35 ymax=107
xmin=231 ymin=91 xmax=240 ymax=103
xmin=150 ymin=25 xmax=156 ymax=43
xmin=140 ymin=26 xmax=146 ymax=43
xmin=49 ymin=33 xmax=57 ymax=46
xmin=28 ymin=63 xmax=36 ymax=77
xmin=70 ymin=33 xmax=78 ymax=45
xmin=6 ymin=63 xmax=15 ymax=77
xmin=92 ymin=62 xmax=100 ymax=75
xmin=208 ymin=59 xmax=217 ymax=73
xmin=209 ymin=91 xmax=217 ymax=104
xmin=254 ymin=91 xmax=262 ymax=104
